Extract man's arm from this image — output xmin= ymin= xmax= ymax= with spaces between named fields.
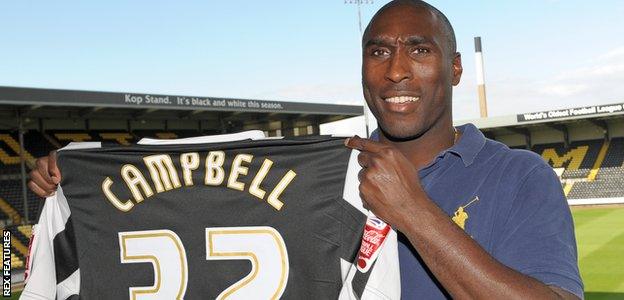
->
xmin=345 ymin=136 xmax=580 ymax=299
xmin=28 ymin=150 xmax=61 ymax=197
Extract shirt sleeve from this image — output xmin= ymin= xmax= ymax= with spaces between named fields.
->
xmin=492 ymin=164 xmax=584 ymax=299
xmin=21 ymin=187 xmax=80 ymax=300
xmin=21 ymin=194 xmax=62 ymax=300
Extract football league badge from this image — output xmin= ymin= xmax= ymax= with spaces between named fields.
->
xmin=357 ymin=216 xmax=391 ymax=273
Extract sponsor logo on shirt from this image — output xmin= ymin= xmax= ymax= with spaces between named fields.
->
xmin=357 ymin=216 xmax=390 ymax=273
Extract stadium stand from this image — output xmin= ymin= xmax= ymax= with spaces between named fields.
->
xmin=565 ymin=138 xmax=624 ymax=199
xmin=1 ymin=224 xmax=33 ymax=270
xmin=0 ymin=180 xmax=40 ymax=224
xmin=532 ymin=138 xmax=624 ymax=199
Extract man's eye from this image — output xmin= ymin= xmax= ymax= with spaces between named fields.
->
xmin=411 ymin=48 xmax=430 ymax=54
xmin=372 ymin=49 xmax=390 ymax=57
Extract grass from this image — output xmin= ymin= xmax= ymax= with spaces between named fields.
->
xmin=572 ymin=205 xmax=624 ymax=300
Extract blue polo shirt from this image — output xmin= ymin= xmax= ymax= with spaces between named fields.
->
xmin=371 ymin=123 xmax=583 ymax=299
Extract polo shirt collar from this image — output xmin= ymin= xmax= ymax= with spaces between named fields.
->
xmin=445 ymin=123 xmax=486 ymax=167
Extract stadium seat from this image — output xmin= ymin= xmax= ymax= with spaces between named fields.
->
xmin=534 ymin=138 xmax=624 ymax=199
xmin=0 ymin=180 xmax=41 ymax=224
xmin=0 ymin=224 xmax=33 ymax=270
xmin=566 ymin=138 xmax=624 ymax=199
xmin=0 ymin=132 xmax=37 ymax=166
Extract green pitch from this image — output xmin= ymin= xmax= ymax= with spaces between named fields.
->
xmin=572 ymin=205 xmax=624 ymax=300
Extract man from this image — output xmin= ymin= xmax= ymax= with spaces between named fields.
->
xmin=29 ymin=0 xmax=583 ymax=298
xmin=344 ymin=0 xmax=583 ymax=298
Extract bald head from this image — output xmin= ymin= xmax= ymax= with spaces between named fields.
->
xmin=363 ymin=0 xmax=457 ymax=56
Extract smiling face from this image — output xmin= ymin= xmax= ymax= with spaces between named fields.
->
xmin=362 ymin=2 xmax=462 ymax=140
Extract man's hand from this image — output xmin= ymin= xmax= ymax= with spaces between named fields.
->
xmin=345 ymin=136 xmax=579 ymax=299
xmin=28 ymin=151 xmax=61 ymax=198
xmin=345 ymin=135 xmax=427 ymax=232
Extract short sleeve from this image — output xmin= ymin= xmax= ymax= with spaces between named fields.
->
xmin=492 ymin=164 xmax=584 ymax=299
xmin=22 ymin=187 xmax=80 ymax=300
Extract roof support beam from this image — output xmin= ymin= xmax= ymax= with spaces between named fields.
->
xmin=219 ymin=112 xmax=240 ymax=134
xmin=589 ymin=119 xmax=610 ymax=141
xmin=507 ymin=127 xmax=532 ymax=150
xmin=78 ymin=106 xmax=105 ymax=117
xmin=547 ymin=124 xmax=569 ymax=148
xmin=281 ymin=119 xmax=297 ymax=137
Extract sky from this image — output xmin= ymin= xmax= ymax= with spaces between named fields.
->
xmin=1 ymin=1 xmax=623 ymax=135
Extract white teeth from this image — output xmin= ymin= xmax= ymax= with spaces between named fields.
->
xmin=383 ymin=96 xmax=419 ymax=103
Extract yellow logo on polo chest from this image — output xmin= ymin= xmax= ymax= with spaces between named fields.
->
xmin=452 ymin=196 xmax=479 ymax=230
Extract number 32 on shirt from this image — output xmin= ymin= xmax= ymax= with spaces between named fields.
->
xmin=118 ymin=226 xmax=289 ymax=300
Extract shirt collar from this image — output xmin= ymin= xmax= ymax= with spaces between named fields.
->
xmin=446 ymin=123 xmax=486 ymax=167
xmin=369 ymin=122 xmax=486 ymax=167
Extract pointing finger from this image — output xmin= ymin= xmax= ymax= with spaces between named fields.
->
xmin=345 ymin=135 xmax=386 ymax=153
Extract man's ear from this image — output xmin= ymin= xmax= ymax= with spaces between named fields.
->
xmin=452 ymin=52 xmax=463 ymax=86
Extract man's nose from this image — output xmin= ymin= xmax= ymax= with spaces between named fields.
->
xmin=384 ymin=52 xmax=412 ymax=83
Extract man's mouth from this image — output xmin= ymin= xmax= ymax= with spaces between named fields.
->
xmin=383 ymin=96 xmax=420 ymax=104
